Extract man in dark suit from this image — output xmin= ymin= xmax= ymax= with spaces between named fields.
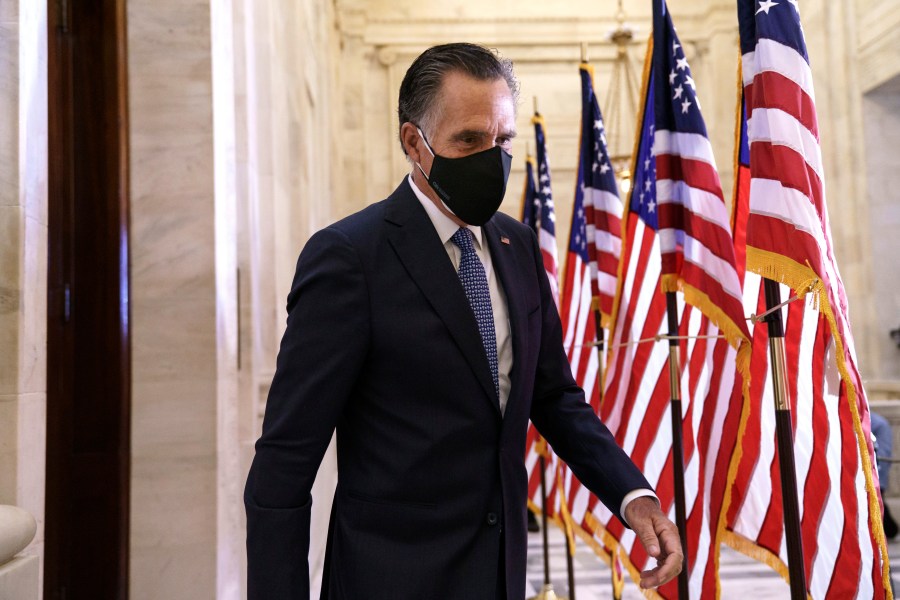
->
xmin=244 ymin=43 xmax=682 ymax=599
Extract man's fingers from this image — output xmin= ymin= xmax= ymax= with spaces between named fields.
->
xmin=639 ymin=515 xmax=684 ymax=589
xmin=625 ymin=498 xmax=685 ymax=589
xmin=657 ymin=518 xmax=683 ymax=556
xmin=633 ymin=518 xmax=661 ymax=557
xmin=640 ymin=550 xmax=683 ymax=589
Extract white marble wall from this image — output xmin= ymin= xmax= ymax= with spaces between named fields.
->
xmin=862 ymin=77 xmax=900 ymax=382
xmin=856 ymin=0 xmax=900 ymax=94
xmin=128 ymin=0 xmax=218 ymax=596
xmin=127 ymin=0 xmax=341 ymax=597
xmin=230 ymin=1 xmax=341 ymax=596
xmin=0 ymin=0 xmax=47 ymax=596
xmin=857 ymin=0 xmax=900 ymax=386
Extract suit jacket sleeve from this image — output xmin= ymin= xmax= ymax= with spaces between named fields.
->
xmin=525 ymin=229 xmax=651 ymax=524
xmin=244 ymin=226 xmax=370 ymax=599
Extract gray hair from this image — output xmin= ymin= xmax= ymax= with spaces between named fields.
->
xmin=397 ymin=43 xmax=520 ymax=155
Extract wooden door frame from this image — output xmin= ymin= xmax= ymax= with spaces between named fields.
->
xmin=45 ymin=0 xmax=131 ymax=598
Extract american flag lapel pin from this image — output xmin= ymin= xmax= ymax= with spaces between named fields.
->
xmin=500 ymin=236 xmax=510 ymax=245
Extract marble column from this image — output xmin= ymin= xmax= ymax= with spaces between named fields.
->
xmin=857 ymin=0 xmax=900 ymax=385
xmin=234 ymin=2 xmax=341 ymax=597
xmin=0 ymin=0 xmax=48 ymax=596
xmin=127 ymin=0 xmax=219 ymax=596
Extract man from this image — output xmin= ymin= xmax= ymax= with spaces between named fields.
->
xmin=244 ymin=43 xmax=682 ymax=599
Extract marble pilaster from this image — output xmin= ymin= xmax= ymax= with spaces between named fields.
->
xmin=862 ymin=77 xmax=900 ymax=381
xmin=0 ymin=1 xmax=47 ymax=598
xmin=128 ymin=0 xmax=218 ymax=596
xmin=801 ymin=0 xmax=878 ymax=380
xmin=231 ymin=3 xmax=342 ymax=598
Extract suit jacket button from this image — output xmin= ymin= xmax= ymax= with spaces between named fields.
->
xmin=486 ymin=512 xmax=499 ymax=526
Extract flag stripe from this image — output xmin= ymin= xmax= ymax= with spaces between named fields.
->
xmin=744 ymin=71 xmax=818 ymax=138
xmin=749 ymin=142 xmax=824 ymax=217
xmin=655 ymin=154 xmax=725 ymax=200
xmin=747 ymin=107 xmax=824 ymax=179
xmin=741 ymin=39 xmax=814 ymax=97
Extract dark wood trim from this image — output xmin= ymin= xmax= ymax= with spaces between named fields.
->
xmin=46 ymin=0 xmax=131 ymax=598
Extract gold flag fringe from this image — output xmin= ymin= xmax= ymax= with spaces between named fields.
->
xmin=746 ymin=247 xmax=893 ymax=598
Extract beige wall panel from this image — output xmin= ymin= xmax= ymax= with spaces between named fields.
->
xmin=857 ymin=0 xmax=900 ymax=93
xmin=128 ymin=0 xmax=218 ymax=596
xmin=0 ymin=0 xmax=47 ymax=593
xmin=862 ymin=78 xmax=900 ymax=382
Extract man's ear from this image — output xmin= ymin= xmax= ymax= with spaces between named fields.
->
xmin=400 ymin=122 xmax=423 ymax=163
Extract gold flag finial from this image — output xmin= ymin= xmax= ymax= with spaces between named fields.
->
xmin=581 ymin=42 xmax=589 ymax=63
xmin=533 ymin=95 xmax=539 ymax=115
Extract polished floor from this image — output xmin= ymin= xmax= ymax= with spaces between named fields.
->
xmin=524 ymin=506 xmax=900 ymax=599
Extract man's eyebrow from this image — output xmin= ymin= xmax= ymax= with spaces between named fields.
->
xmin=449 ymin=129 xmax=490 ymax=141
xmin=449 ymin=129 xmax=518 ymax=141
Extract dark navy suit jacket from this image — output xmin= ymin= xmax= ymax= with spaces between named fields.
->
xmin=244 ymin=179 xmax=651 ymax=599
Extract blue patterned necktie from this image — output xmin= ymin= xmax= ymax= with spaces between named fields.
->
xmin=450 ymin=227 xmax=499 ymax=398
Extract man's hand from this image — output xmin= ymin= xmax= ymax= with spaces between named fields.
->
xmin=624 ymin=496 xmax=683 ymax=589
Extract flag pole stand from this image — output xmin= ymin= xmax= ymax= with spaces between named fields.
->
xmin=664 ymin=292 xmax=690 ymax=600
xmin=531 ymin=583 xmax=560 ymax=600
xmin=762 ymin=278 xmax=807 ymax=600
xmin=528 ymin=447 xmax=567 ymax=600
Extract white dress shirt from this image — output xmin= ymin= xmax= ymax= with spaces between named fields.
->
xmin=409 ymin=175 xmax=513 ymax=415
xmin=408 ymin=175 xmax=657 ymax=524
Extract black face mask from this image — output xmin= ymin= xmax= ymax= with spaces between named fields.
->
xmin=416 ymin=128 xmax=513 ymax=226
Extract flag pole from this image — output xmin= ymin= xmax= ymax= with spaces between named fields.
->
xmin=762 ymin=278 xmax=807 ymax=599
xmin=536 ymin=89 xmax=577 ymax=600
xmin=565 ymin=530 xmax=576 ymax=600
xmin=529 ymin=444 xmax=561 ymax=600
xmin=664 ymin=292 xmax=690 ymax=600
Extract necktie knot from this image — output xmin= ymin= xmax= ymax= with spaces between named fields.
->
xmin=451 ymin=227 xmax=475 ymax=255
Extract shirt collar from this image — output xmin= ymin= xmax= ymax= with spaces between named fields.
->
xmin=408 ymin=174 xmax=484 ymax=250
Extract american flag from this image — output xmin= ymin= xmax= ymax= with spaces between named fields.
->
xmin=551 ymin=97 xmax=608 ymax=542
xmin=577 ymin=63 xmax=624 ymax=327
xmin=555 ymin=66 xmax=621 ymax=563
xmin=652 ymin=1 xmax=751 ymax=350
xmin=569 ymin=8 xmax=747 ymax=596
xmin=523 ymin=116 xmax=562 ymax=525
xmin=559 ymin=111 xmax=603 ymax=419
xmin=532 ymin=114 xmax=561 ymax=308
xmin=724 ymin=1 xmax=891 ymax=596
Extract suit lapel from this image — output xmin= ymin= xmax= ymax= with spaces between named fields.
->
xmin=385 ymin=182 xmax=500 ymax=413
xmin=483 ymin=220 xmax=528 ymax=417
